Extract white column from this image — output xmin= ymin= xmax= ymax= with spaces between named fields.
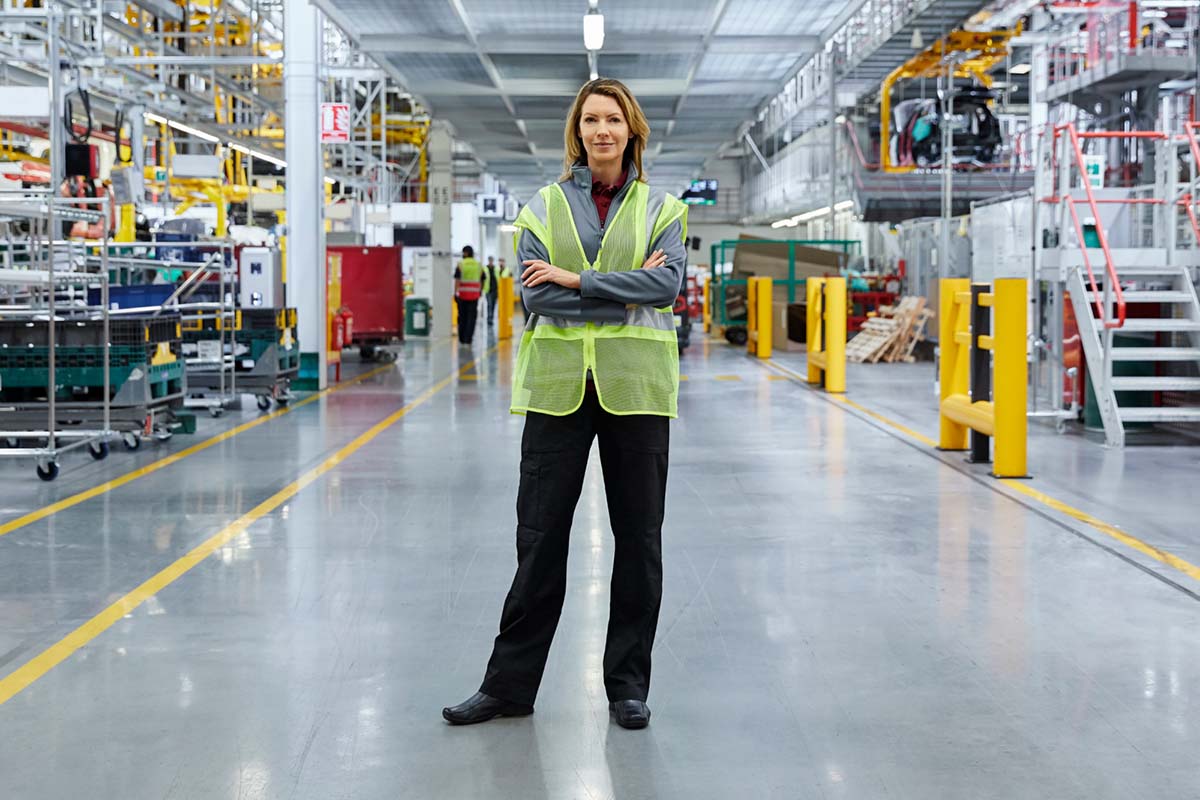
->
xmin=285 ymin=0 xmax=326 ymax=386
xmin=429 ymin=122 xmax=454 ymax=338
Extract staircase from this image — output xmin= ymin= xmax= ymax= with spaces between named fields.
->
xmin=1067 ymin=257 xmax=1200 ymax=447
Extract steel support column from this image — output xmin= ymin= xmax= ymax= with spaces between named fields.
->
xmin=429 ymin=122 xmax=454 ymax=339
xmin=285 ymin=0 xmax=326 ymax=386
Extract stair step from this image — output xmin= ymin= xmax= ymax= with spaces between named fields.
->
xmin=1111 ymin=377 xmax=1200 ymax=392
xmin=1119 ymin=318 xmax=1200 ymax=332
xmin=1109 ymin=347 xmax=1200 ymax=362
xmin=1118 ymin=407 xmax=1200 ymax=423
xmin=1088 ymin=291 xmax=1192 ymax=303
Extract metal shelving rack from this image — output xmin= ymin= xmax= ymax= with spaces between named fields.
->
xmin=0 ymin=194 xmax=114 ymax=480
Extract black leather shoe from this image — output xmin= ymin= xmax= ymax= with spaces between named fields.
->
xmin=609 ymin=699 xmax=651 ymax=729
xmin=442 ymin=692 xmax=534 ymax=725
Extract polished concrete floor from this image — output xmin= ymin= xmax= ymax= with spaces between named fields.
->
xmin=1 ymin=332 xmax=1199 ymax=799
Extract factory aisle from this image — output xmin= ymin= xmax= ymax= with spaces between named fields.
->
xmin=1 ymin=336 xmax=1199 ymax=799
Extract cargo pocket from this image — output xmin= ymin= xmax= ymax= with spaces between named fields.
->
xmin=516 ymin=462 xmax=542 ymax=529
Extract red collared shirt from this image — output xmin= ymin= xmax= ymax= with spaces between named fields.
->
xmin=592 ymin=169 xmax=627 ymax=227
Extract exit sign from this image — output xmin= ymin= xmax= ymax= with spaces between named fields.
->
xmin=320 ymin=103 xmax=350 ymax=143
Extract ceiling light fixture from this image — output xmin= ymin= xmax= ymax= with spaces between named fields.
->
xmin=1008 ymin=63 xmax=1032 ymax=75
xmin=584 ymin=3 xmax=605 ymax=52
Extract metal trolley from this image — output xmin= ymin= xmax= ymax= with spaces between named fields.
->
xmin=0 ymin=195 xmax=118 ymax=480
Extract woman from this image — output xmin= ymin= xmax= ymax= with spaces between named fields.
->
xmin=443 ymin=78 xmax=688 ymax=730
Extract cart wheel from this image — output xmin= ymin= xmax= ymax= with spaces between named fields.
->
xmin=88 ymin=441 xmax=109 ymax=461
xmin=122 ymin=433 xmax=141 ymax=451
xmin=725 ymin=326 xmax=748 ymax=346
xmin=360 ymin=345 xmax=376 ymax=361
xmin=1055 ymin=419 xmax=1067 ymax=435
xmin=210 ymin=407 xmax=225 ymax=418
xmin=36 ymin=462 xmax=59 ymax=482
xmin=275 ymin=396 xmax=290 ymax=407
xmin=257 ymin=395 xmax=272 ymax=411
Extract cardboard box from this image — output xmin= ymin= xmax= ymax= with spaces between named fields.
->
xmin=731 ymin=236 xmax=845 ymax=304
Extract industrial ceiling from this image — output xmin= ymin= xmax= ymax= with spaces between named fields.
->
xmin=314 ymin=0 xmax=860 ymax=200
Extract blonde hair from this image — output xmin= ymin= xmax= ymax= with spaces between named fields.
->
xmin=560 ymin=78 xmax=650 ymax=183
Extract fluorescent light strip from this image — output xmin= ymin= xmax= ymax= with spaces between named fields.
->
xmin=142 ymin=112 xmax=287 ymax=167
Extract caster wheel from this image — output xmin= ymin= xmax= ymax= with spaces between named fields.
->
xmin=36 ymin=462 xmax=59 ymax=481
xmin=1055 ymin=419 xmax=1067 ymax=434
xmin=360 ymin=345 xmax=376 ymax=361
xmin=275 ymin=396 xmax=290 ymax=407
xmin=725 ymin=327 xmax=748 ymax=346
xmin=209 ymin=407 xmax=225 ymax=418
xmin=122 ymin=433 xmax=141 ymax=451
xmin=88 ymin=441 xmax=109 ymax=461
xmin=257 ymin=395 xmax=272 ymax=411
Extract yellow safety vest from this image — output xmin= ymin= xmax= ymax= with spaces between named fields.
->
xmin=458 ymin=258 xmax=483 ymax=300
xmin=510 ymin=180 xmax=688 ymax=418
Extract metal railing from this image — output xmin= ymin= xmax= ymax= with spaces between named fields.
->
xmin=1046 ymin=2 xmax=1199 ymax=85
xmin=1046 ymin=124 xmax=1147 ymax=330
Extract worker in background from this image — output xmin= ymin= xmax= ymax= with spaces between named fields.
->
xmin=453 ymin=245 xmax=483 ymax=345
xmin=443 ymin=78 xmax=688 ymax=731
xmin=484 ymin=255 xmax=500 ymax=327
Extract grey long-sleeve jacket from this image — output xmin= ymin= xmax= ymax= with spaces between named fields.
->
xmin=518 ymin=162 xmax=687 ymax=322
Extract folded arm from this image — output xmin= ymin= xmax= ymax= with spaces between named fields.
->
xmin=517 ymin=231 xmax=627 ymax=322
xmin=578 ymin=219 xmax=687 ymax=307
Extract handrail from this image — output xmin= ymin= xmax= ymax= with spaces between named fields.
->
xmin=1053 ymin=123 xmax=1126 ymax=329
xmin=1181 ymin=122 xmax=1200 ymax=246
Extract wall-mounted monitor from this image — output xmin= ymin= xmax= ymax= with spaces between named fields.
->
xmin=681 ymin=179 xmax=718 ymax=206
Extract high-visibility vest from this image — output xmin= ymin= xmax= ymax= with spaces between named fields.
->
xmin=510 ymin=180 xmax=688 ymax=418
xmin=457 ymin=258 xmax=483 ymax=300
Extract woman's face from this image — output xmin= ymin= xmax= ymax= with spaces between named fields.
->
xmin=578 ymin=93 xmax=629 ymax=171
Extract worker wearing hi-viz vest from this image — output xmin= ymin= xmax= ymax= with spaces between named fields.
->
xmin=443 ymin=78 xmax=688 ymax=731
xmin=454 ymin=245 xmax=483 ymax=345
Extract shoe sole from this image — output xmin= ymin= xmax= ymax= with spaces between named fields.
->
xmin=442 ymin=706 xmax=534 ymax=726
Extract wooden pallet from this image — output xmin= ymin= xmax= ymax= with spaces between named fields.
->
xmin=846 ymin=296 xmax=932 ymax=363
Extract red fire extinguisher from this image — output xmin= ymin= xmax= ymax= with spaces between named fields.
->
xmin=331 ymin=313 xmax=345 ymax=352
xmin=340 ymin=309 xmax=354 ymax=347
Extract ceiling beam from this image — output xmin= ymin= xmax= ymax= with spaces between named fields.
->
xmin=668 ymin=0 xmax=733 ymax=134
xmin=358 ymin=33 xmax=819 ymax=55
xmin=443 ymin=0 xmax=549 ymax=179
xmin=416 ymin=78 xmax=778 ymax=98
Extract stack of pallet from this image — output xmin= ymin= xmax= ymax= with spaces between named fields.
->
xmin=845 ymin=297 xmax=934 ymax=363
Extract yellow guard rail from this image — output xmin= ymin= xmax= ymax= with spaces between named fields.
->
xmin=806 ymin=277 xmax=846 ymax=393
xmin=938 ymin=278 xmax=1028 ymax=477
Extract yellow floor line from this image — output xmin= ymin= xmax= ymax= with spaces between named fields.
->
xmin=0 ymin=343 xmax=450 ymax=539
xmin=0 ymin=347 xmax=494 ymax=706
xmin=1000 ymin=480 xmax=1200 ymax=583
xmin=714 ymin=375 xmax=742 ymax=381
xmin=763 ymin=357 xmax=1200 ymax=585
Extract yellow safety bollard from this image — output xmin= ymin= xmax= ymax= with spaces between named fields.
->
xmin=936 ymin=277 xmax=1028 ymax=477
xmin=938 ymin=278 xmax=971 ymax=450
xmin=115 ymin=204 xmax=136 ymax=242
xmin=702 ymin=278 xmax=711 ymax=333
xmin=746 ymin=276 xmax=772 ymax=358
xmin=498 ymin=276 xmax=514 ymax=340
xmin=992 ymin=278 xmax=1028 ymax=477
xmin=806 ymin=277 xmax=846 ymax=392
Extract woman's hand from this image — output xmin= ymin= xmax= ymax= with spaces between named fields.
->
xmin=522 ymin=260 xmax=581 ymax=290
xmin=642 ymin=249 xmax=666 ymax=269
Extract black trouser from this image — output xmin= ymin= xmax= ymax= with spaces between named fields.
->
xmin=486 ymin=292 xmax=498 ymax=325
xmin=456 ymin=297 xmax=478 ymax=344
xmin=481 ymin=391 xmax=669 ymax=706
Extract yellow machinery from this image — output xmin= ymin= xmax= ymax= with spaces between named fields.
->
xmin=806 ymin=277 xmax=846 ymax=392
xmin=746 ymin=277 xmax=773 ymax=359
xmin=938 ymin=278 xmax=1028 ymax=478
xmin=880 ymin=28 xmax=1018 ymax=173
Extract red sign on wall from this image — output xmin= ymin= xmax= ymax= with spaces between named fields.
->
xmin=320 ymin=103 xmax=351 ymax=143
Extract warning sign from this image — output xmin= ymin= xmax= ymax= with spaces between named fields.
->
xmin=320 ymin=103 xmax=351 ymax=143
